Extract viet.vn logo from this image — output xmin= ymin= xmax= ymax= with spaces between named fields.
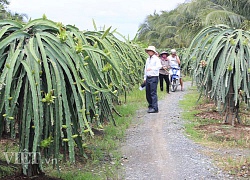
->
xmin=3 ymin=149 xmax=57 ymax=165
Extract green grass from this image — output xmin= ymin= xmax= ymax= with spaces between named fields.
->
xmin=0 ymin=164 xmax=18 ymax=178
xmin=57 ymin=172 xmax=102 ymax=180
xmin=0 ymin=140 xmax=19 ymax=178
xmin=48 ymin=84 xmax=168 ymax=179
xmin=179 ymin=86 xmax=205 ymax=141
xmin=180 ymin=85 xmax=250 ymax=178
xmin=180 ymin=88 xmax=250 ymax=147
xmin=182 ymin=74 xmax=192 ymax=82
xmin=179 ymin=85 xmax=223 ymax=140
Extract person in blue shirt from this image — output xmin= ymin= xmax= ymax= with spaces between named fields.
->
xmin=143 ymin=46 xmax=162 ymax=113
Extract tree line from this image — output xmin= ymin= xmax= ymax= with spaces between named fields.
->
xmin=137 ymin=0 xmax=250 ymax=48
xmin=0 ymin=0 xmax=27 ymax=22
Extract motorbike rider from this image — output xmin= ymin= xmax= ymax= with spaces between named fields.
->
xmin=167 ymin=49 xmax=183 ymax=91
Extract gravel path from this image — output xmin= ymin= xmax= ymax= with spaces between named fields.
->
xmin=121 ymin=82 xmax=229 ymax=180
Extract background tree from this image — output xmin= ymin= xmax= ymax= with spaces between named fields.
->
xmin=0 ymin=0 xmax=27 ymax=22
xmin=137 ymin=0 xmax=250 ymax=49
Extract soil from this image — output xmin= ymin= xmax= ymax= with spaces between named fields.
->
xmin=1 ymin=174 xmax=61 ymax=180
xmin=120 ymin=82 xmax=239 ymax=180
xmin=0 ymin=160 xmax=61 ymax=180
xmin=194 ymin=100 xmax=250 ymax=178
xmin=198 ymin=124 xmax=250 ymax=141
xmin=195 ymin=101 xmax=250 ymax=143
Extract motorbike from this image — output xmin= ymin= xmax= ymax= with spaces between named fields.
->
xmin=169 ymin=65 xmax=180 ymax=92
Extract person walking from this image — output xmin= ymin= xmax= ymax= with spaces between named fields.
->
xmin=159 ymin=51 xmax=170 ymax=93
xmin=143 ymin=46 xmax=162 ymax=113
xmin=167 ymin=49 xmax=184 ymax=91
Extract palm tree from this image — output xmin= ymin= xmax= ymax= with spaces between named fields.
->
xmin=0 ymin=0 xmax=27 ymax=22
xmin=138 ymin=0 xmax=250 ymax=48
xmin=138 ymin=12 xmax=161 ymax=47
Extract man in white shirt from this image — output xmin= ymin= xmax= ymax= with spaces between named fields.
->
xmin=143 ymin=46 xmax=162 ymax=113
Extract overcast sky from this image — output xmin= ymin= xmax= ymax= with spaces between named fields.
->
xmin=9 ymin=0 xmax=185 ymax=39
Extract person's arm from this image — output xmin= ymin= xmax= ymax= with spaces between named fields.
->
xmin=176 ymin=55 xmax=181 ymax=65
xmin=143 ymin=59 xmax=147 ymax=81
xmin=166 ymin=56 xmax=171 ymax=67
xmin=156 ymin=57 xmax=163 ymax=70
xmin=159 ymin=59 xmax=164 ymax=70
xmin=166 ymin=60 xmax=171 ymax=70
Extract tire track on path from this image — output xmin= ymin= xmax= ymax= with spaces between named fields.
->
xmin=121 ymin=82 xmax=227 ymax=180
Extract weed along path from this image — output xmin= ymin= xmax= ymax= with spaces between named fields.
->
xmin=121 ymin=82 xmax=227 ymax=180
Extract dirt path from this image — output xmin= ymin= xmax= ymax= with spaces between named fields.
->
xmin=121 ymin=82 xmax=228 ymax=180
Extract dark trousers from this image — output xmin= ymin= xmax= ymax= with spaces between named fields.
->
xmin=159 ymin=74 xmax=170 ymax=93
xmin=146 ymin=76 xmax=158 ymax=111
